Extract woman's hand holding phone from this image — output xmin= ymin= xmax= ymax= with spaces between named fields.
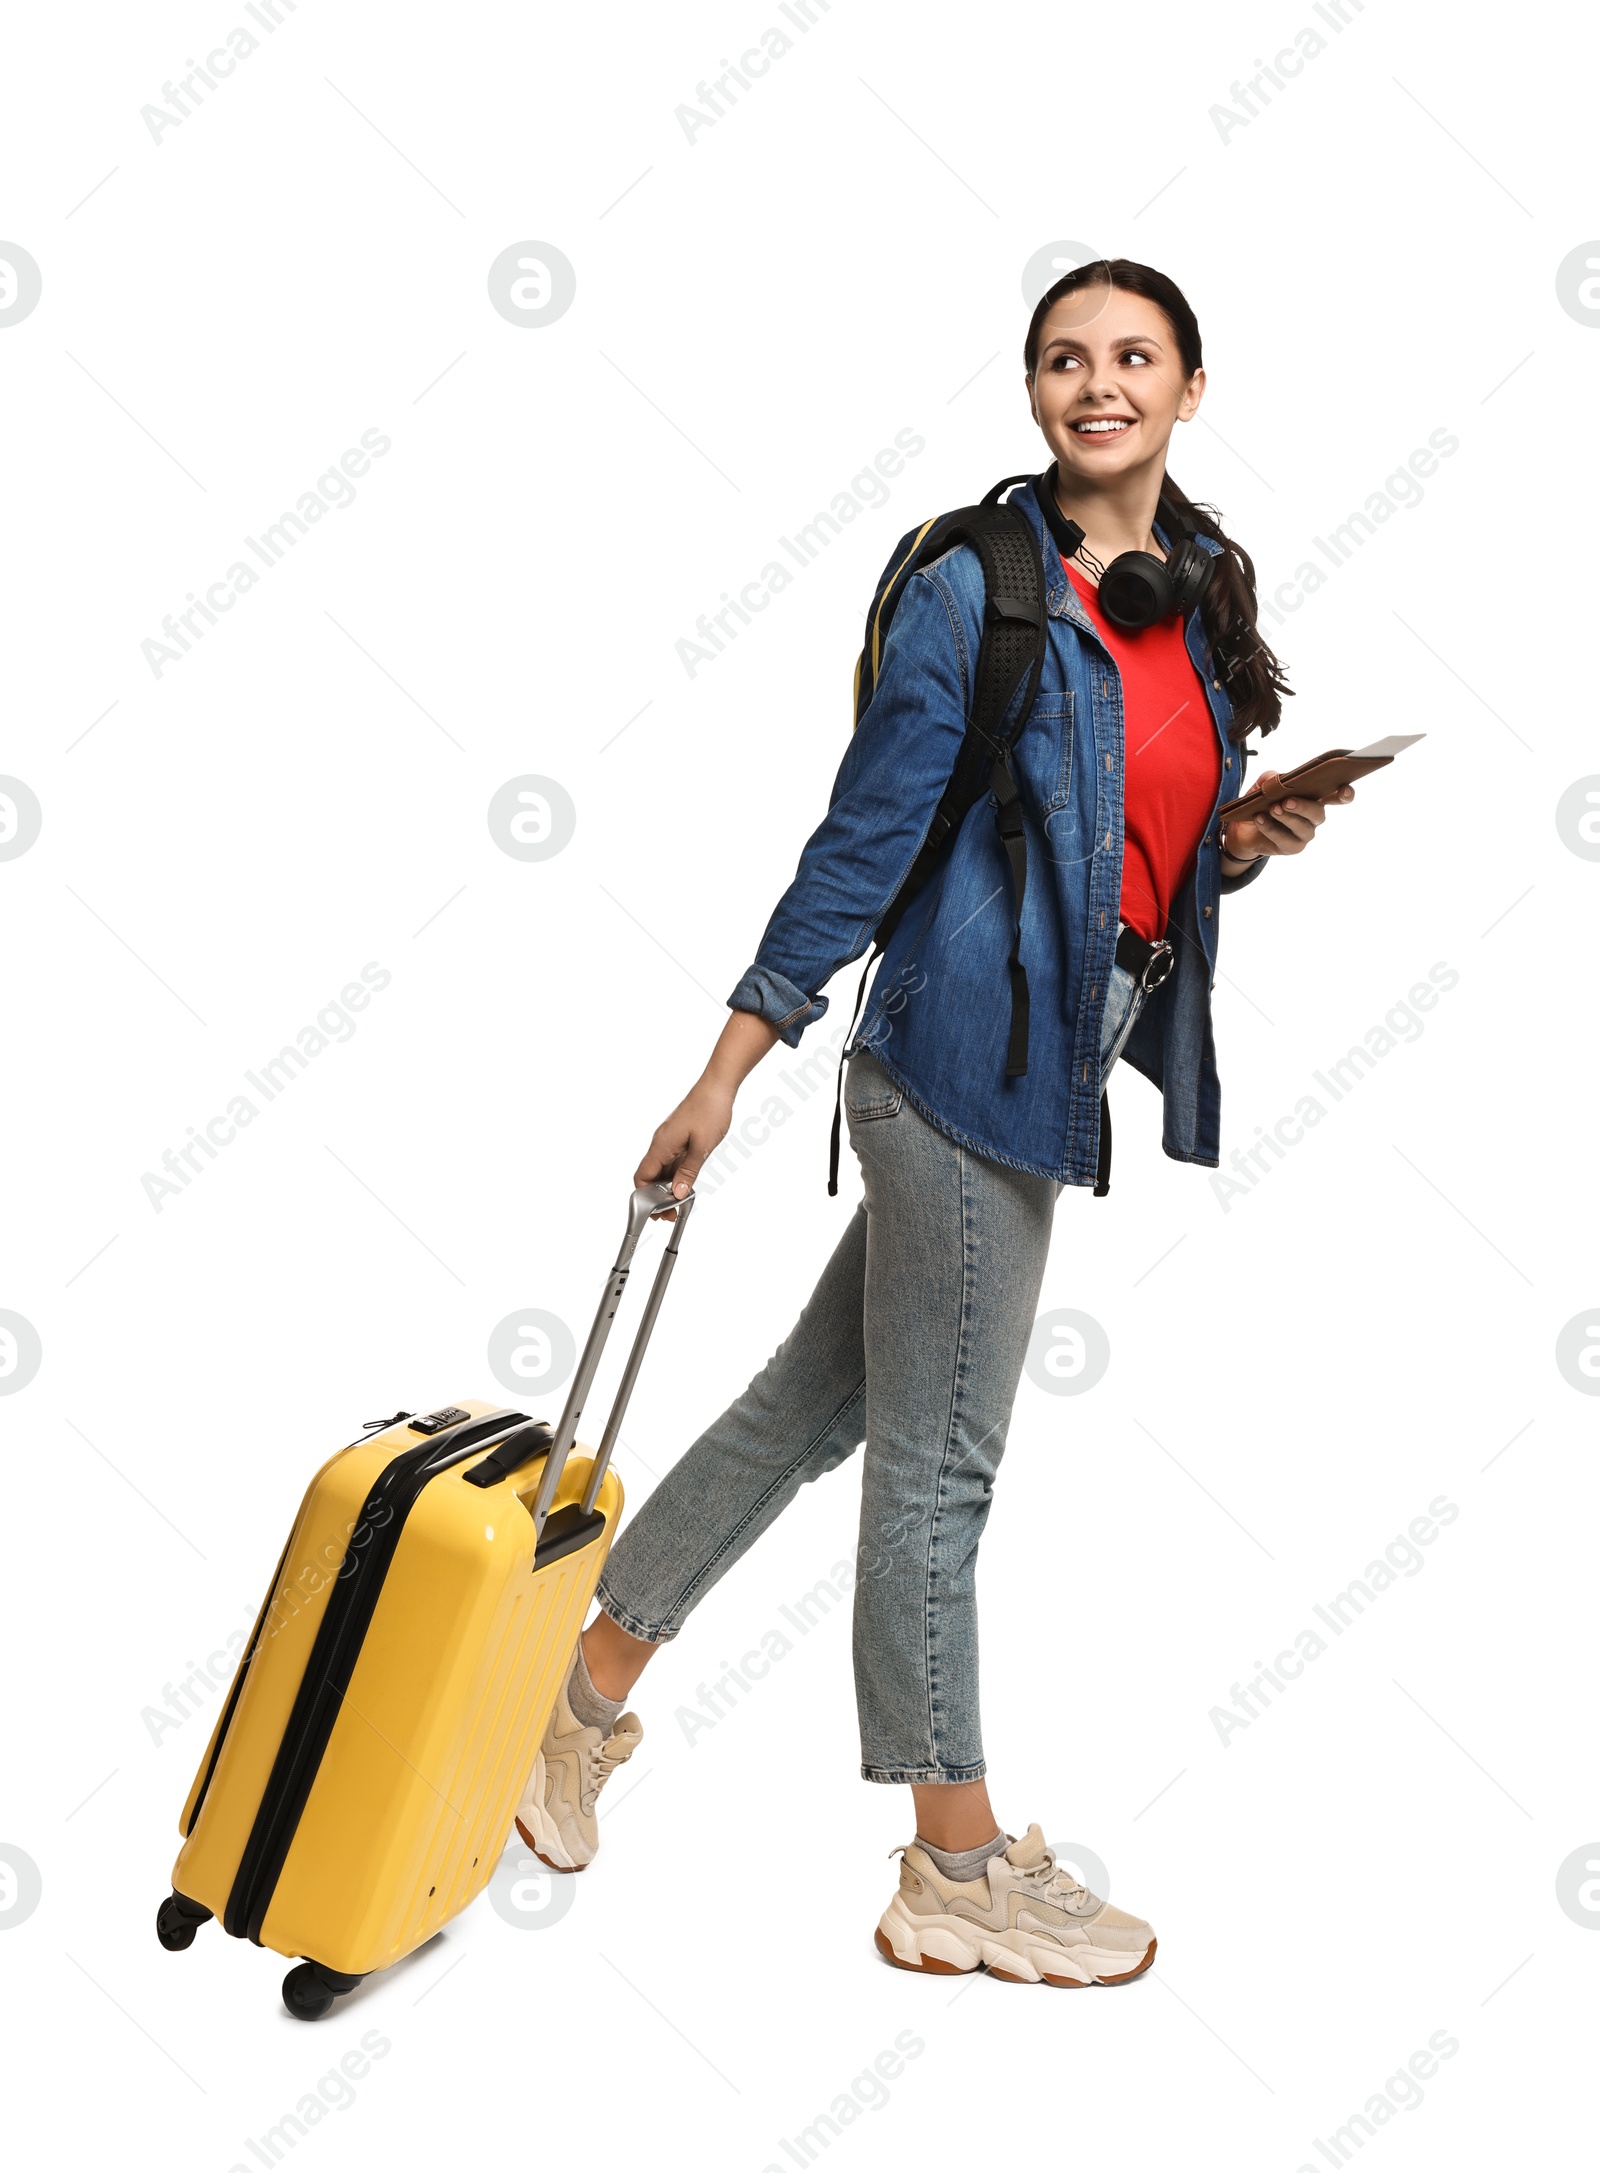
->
xmin=1221 ymin=770 xmax=1355 ymax=868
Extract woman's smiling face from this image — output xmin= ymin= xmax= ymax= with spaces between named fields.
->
xmin=1028 ymin=286 xmax=1204 ymax=486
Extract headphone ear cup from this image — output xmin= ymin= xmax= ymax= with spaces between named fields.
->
xmin=1164 ymin=542 xmax=1209 ymax=617
xmin=1096 ymin=551 xmax=1171 ymax=630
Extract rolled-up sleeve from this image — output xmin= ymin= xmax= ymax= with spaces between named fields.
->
xmin=725 ymin=962 xmax=824 ymax=1044
xmin=726 ymin=569 xmax=970 ymax=1047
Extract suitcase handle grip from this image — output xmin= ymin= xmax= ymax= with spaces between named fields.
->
xmin=461 ymin=1420 xmax=555 ymax=1490
xmin=527 ymin=1181 xmax=697 ymax=1539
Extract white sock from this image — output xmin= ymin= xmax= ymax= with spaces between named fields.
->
xmin=917 ymin=1830 xmax=1005 ymax=1883
xmin=568 ymin=1641 xmax=625 ymax=1734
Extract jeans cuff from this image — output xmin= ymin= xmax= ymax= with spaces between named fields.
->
xmin=860 ymin=1760 xmax=988 ymax=1785
xmin=593 ymin=1584 xmax=677 ymax=1645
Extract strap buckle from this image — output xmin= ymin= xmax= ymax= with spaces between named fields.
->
xmin=988 ymin=589 xmax=1043 ymax=627
xmin=1139 ymin=939 xmax=1175 ymax=994
xmin=1115 ymin=925 xmax=1176 ymax=995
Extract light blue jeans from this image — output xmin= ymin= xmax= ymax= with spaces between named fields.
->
xmin=597 ymin=948 xmax=1145 ymax=1782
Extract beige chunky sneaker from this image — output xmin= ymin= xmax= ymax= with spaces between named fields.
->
xmin=513 ymin=1657 xmax=642 ymax=1872
xmin=875 ymin=1823 xmax=1156 ymax=1986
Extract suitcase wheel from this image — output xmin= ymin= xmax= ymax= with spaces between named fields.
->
xmin=156 ymin=1892 xmax=213 ymax=1952
xmin=282 ymin=1961 xmax=365 ymax=2022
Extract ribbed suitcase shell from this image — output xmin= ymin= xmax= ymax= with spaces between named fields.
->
xmin=172 ymin=1400 xmax=619 ymax=1976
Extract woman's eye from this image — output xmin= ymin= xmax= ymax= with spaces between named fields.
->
xmin=1123 ymin=349 xmax=1151 ymax=366
xmin=1049 ymin=353 xmax=1080 ymax=371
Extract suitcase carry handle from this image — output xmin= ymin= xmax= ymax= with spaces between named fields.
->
xmin=460 ymin=1420 xmax=555 ymax=1489
xmin=526 ymin=1180 xmax=697 ymax=1540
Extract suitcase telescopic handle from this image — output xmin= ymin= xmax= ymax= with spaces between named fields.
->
xmin=527 ymin=1180 xmax=696 ymax=1539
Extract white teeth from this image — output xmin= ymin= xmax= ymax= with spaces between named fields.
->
xmin=1075 ymin=419 xmax=1130 ymax=434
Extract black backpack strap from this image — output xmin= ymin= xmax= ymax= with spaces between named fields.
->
xmin=830 ymin=481 xmax=1049 ymax=1197
xmin=875 ymin=501 xmax=1048 ymax=1074
xmin=980 ymin=470 xmax=1039 ymax=508
xmin=965 ymin=512 xmax=1048 ymax=1084
xmin=876 ymin=506 xmax=1046 ymax=941
xmin=827 ymin=953 xmax=880 ymax=1197
xmin=1095 ymin=1089 xmax=1112 ymax=1197
xmin=990 ymin=753 xmax=1031 ymax=1078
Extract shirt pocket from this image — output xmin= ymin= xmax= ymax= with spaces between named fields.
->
xmin=1030 ymin=691 xmax=1076 ymax=814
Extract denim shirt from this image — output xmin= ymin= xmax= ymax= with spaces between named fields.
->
xmin=727 ymin=473 xmax=1267 ymax=1187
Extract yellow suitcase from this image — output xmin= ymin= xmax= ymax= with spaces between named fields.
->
xmin=158 ymin=1181 xmax=694 ymax=2019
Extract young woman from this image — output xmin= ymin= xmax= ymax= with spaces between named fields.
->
xmin=515 ymin=259 xmax=1353 ymax=1985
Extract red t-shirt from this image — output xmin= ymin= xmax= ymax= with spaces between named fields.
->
xmin=1063 ymin=560 xmax=1220 ymax=942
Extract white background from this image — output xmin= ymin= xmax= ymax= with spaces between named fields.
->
xmin=2 ymin=0 xmax=1595 ymax=2166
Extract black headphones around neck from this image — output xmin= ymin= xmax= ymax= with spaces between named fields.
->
xmin=1035 ymin=463 xmax=1215 ymax=631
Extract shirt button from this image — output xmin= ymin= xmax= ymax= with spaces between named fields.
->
xmin=1224 ymin=756 xmax=1232 ymax=769
xmin=1212 ymin=678 xmax=1221 ymax=690
xmin=1203 ymin=905 xmax=1214 ymax=918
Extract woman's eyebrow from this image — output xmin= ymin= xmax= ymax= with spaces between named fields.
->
xmin=1040 ymin=331 xmax=1164 ymax=357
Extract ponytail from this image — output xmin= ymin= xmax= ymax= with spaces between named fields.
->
xmin=1157 ymin=470 xmax=1292 ymax=742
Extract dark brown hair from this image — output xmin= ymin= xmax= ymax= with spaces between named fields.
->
xmin=1024 ymin=259 xmax=1289 ymax=741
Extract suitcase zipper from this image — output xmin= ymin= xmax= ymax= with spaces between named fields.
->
xmin=223 ymin=1409 xmax=535 ymax=1945
xmin=185 ymin=1417 xmax=416 ymax=1841
xmin=183 ymin=1536 xmax=292 ymax=1838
